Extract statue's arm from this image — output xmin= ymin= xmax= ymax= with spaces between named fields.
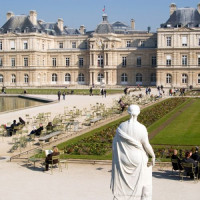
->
xmin=141 ymin=128 xmax=155 ymax=165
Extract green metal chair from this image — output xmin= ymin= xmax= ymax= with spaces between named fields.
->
xmin=181 ymin=162 xmax=197 ymax=182
xmin=49 ymin=155 xmax=62 ymax=174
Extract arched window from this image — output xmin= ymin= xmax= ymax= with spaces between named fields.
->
xmin=0 ymin=74 xmax=3 ymax=83
xmin=97 ymin=73 xmax=104 ymax=82
xmin=52 ymin=73 xmax=57 ymax=82
xmin=24 ymin=74 xmax=29 ymax=83
xmin=121 ymin=73 xmax=128 ymax=83
xmin=65 ymin=73 xmax=71 ymax=82
xmin=166 ymin=73 xmax=172 ymax=84
xmin=136 ymin=73 xmax=142 ymax=84
xmin=198 ymin=74 xmax=200 ymax=84
xmin=150 ymin=73 xmax=156 ymax=83
xmin=182 ymin=74 xmax=188 ymax=84
xmin=78 ymin=73 xmax=84 ymax=83
xmin=11 ymin=74 xmax=16 ymax=83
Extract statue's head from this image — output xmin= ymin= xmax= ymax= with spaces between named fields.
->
xmin=127 ymin=104 xmax=140 ymax=116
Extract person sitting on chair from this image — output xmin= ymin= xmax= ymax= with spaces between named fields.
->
xmin=46 ymin=122 xmax=55 ymax=132
xmin=17 ymin=117 xmax=26 ymax=126
xmin=118 ymin=99 xmax=128 ymax=112
xmin=45 ymin=146 xmax=60 ymax=171
xmin=171 ymin=149 xmax=183 ymax=170
xmin=182 ymin=151 xmax=197 ymax=179
xmin=6 ymin=120 xmax=17 ymax=136
xmin=191 ymin=147 xmax=199 ymax=161
xmin=28 ymin=123 xmax=43 ymax=136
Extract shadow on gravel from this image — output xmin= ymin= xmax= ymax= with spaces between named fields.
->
xmin=153 ymin=170 xmax=194 ymax=182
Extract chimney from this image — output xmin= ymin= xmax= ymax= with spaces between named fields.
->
xmin=79 ymin=25 xmax=86 ymax=34
xmin=170 ymin=3 xmax=176 ymax=15
xmin=198 ymin=3 xmax=200 ymax=13
xmin=57 ymin=18 xmax=64 ymax=32
xmin=6 ymin=11 xmax=14 ymax=21
xmin=29 ymin=10 xmax=37 ymax=26
xmin=131 ymin=19 xmax=135 ymax=29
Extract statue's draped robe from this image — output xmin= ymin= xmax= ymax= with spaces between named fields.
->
xmin=111 ymin=120 xmax=153 ymax=200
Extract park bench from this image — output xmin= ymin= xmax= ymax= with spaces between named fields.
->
xmin=38 ymin=131 xmax=62 ymax=143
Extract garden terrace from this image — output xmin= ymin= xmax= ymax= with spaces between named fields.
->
xmin=56 ymin=97 xmax=188 ymax=160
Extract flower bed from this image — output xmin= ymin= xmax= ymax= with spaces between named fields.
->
xmin=62 ymin=98 xmax=187 ymax=156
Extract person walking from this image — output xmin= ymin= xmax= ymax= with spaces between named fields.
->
xmin=57 ymin=91 xmax=61 ymax=101
xmin=89 ymin=87 xmax=93 ymax=96
xmin=104 ymin=89 xmax=107 ymax=98
xmin=62 ymin=91 xmax=66 ymax=100
xmin=100 ymin=88 xmax=104 ymax=97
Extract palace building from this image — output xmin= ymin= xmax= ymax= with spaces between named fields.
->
xmin=0 ymin=4 xmax=200 ymax=88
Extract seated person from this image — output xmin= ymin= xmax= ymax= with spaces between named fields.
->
xmin=45 ymin=146 xmax=60 ymax=171
xmin=6 ymin=120 xmax=17 ymax=136
xmin=29 ymin=123 xmax=43 ymax=136
xmin=46 ymin=122 xmax=55 ymax=131
xmin=171 ymin=149 xmax=183 ymax=170
xmin=191 ymin=147 xmax=199 ymax=161
xmin=118 ymin=99 xmax=128 ymax=112
xmin=17 ymin=117 xmax=26 ymax=126
xmin=182 ymin=151 xmax=197 ymax=178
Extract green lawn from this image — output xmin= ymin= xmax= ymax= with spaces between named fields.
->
xmin=4 ymin=88 xmax=123 ymax=95
xmin=150 ymin=98 xmax=200 ymax=145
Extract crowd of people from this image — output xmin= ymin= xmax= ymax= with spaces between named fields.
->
xmin=171 ymin=147 xmax=200 ymax=179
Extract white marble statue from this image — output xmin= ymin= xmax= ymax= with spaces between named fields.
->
xmin=111 ymin=105 xmax=155 ymax=200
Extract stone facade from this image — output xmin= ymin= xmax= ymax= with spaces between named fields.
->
xmin=0 ymin=4 xmax=200 ymax=88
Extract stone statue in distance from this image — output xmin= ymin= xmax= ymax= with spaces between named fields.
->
xmin=111 ymin=104 xmax=155 ymax=200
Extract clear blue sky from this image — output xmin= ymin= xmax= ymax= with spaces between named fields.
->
xmin=0 ymin=0 xmax=199 ymax=32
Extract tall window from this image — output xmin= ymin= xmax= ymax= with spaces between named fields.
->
xmin=121 ymin=73 xmax=128 ymax=83
xmin=79 ymin=58 xmax=84 ymax=67
xmin=11 ymin=58 xmax=15 ymax=67
xmin=137 ymin=56 xmax=141 ymax=67
xmin=182 ymin=74 xmax=188 ymax=83
xmin=150 ymin=73 xmax=156 ymax=83
xmin=24 ymin=58 xmax=28 ymax=66
xmin=136 ymin=73 xmax=142 ymax=83
xmin=198 ymin=74 xmax=200 ymax=84
xmin=0 ymin=58 xmax=2 ymax=67
xmin=72 ymin=42 xmax=76 ymax=48
xmin=166 ymin=36 xmax=171 ymax=46
xmin=182 ymin=55 xmax=187 ymax=66
xmin=198 ymin=56 xmax=200 ymax=66
xmin=0 ymin=41 xmax=2 ymax=50
xmin=66 ymin=58 xmax=70 ymax=66
xmin=106 ymin=53 xmax=108 ymax=65
xmin=97 ymin=55 xmax=103 ymax=67
xmin=198 ymin=38 xmax=200 ymax=46
xmin=122 ymin=57 xmax=127 ymax=67
xmin=166 ymin=73 xmax=172 ymax=83
xmin=140 ymin=40 xmax=145 ymax=47
xmin=52 ymin=58 xmax=56 ymax=67
xmin=78 ymin=73 xmax=84 ymax=83
xmin=11 ymin=74 xmax=16 ymax=83
xmin=97 ymin=73 xmax=104 ymax=82
xmin=52 ymin=73 xmax=57 ymax=82
xmin=23 ymin=41 xmax=28 ymax=49
xmin=59 ymin=42 xmax=63 ymax=49
xmin=126 ymin=41 xmax=131 ymax=47
xmin=65 ymin=73 xmax=71 ymax=82
xmin=166 ymin=55 xmax=171 ymax=66
xmin=0 ymin=74 xmax=3 ymax=83
xmin=182 ymin=36 xmax=187 ymax=46
xmin=152 ymin=56 xmax=156 ymax=66
xmin=24 ymin=74 xmax=29 ymax=83
xmin=10 ymin=40 xmax=15 ymax=50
